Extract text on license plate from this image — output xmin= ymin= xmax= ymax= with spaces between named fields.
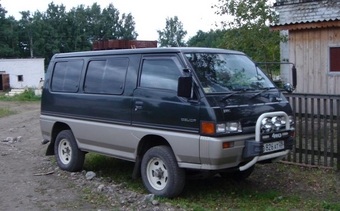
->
xmin=263 ymin=141 xmax=285 ymax=153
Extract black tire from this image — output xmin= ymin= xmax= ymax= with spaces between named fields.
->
xmin=54 ymin=130 xmax=85 ymax=172
xmin=141 ymin=146 xmax=185 ymax=198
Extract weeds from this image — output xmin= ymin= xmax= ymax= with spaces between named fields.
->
xmin=0 ymin=89 xmax=41 ymax=101
xmin=0 ymin=107 xmax=16 ymax=118
xmin=83 ymin=153 xmax=340 ymax=211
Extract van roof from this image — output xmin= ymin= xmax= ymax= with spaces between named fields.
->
xmin=53 ymin=47 xmax=245 ymax=59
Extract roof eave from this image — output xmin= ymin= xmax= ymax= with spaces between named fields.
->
xmin=270 ymin=20 xmax=340 ymax=31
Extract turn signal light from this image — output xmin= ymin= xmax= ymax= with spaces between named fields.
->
xmin=201 ymin=122 xmax=215 ymax=134
xmin=222 ymin=142 xmax=234 ymax=149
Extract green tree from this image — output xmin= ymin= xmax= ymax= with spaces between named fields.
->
xmin=0 ymin=4 xmax=20 ymax=57
xmin=66 ymin=5 xmax=92 ymax=51
xmin=214 ymin=0 xmax=281 ymax=62
xmin=18 ymin=11 xmax=36 ymax=58
xmin=1 ymin=1 xmax=139 ymax=66
xmin=95 ymin=3 xmax=138 ymax=40
xmin=187 ymin=29 xmax=226 ymax=48
xmin=44 ymin=2 xmax=68 ymax=61
xmin=157 ymin=16 xmax=187 ymax=47
xmin=119 ymin=13 xmax=138 ymax=40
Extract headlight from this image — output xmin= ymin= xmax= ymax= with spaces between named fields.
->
xmin=215 ymin=122 xmax=242 ymax=134
xmin=226 ymin=122 xmax=242 ymax=133
xmin=216 ymin=123 xmax=226 ymax=133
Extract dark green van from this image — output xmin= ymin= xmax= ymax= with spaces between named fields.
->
xmin=40 ymin=47 xmax=295 ymax=198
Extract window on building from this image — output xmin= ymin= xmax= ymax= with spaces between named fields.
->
xmin=330 ymin=47 xmax=340 ymax=73
xmin=17 ymin=75 xmax=23 ymax=82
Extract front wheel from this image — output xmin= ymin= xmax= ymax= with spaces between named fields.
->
xmin=54 ymin=130 xmax=85 ymax=172
xmin=141 ymin=146 xmax=185 ymax=198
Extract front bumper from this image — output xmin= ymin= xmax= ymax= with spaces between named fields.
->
xmin=187 ymin=111 xmax=295 ymax=171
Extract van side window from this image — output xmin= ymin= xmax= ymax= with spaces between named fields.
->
xmin=51 ymin=60 xmax=83 ymax=92
xmin=140 ymin=58 xmax=181 ymax=91
xmin=84 ymin=58 xmax=128 ymax=94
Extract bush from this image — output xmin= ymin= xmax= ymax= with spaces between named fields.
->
xmin=0 ymin=89 xmax=41 ymax=101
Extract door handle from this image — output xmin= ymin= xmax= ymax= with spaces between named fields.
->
xmin=134 ymin=101 xmax=143 ymax=111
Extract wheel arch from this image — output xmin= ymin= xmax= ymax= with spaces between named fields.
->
xmin=132 ymin=134 xmax=173 ymax=179
xmin=45 ymin=122 xmax=72 ymax=156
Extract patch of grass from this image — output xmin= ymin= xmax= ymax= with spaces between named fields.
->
xmin=0 ymin=89 xmax=41 ymax=101
xmin=81 ymin=187 xmax=110 ymax=206
xmin=83 ymin=153 xmax=340 ymax=211
xmin=84 ymin=153 xmax=145 ymax=192
xmin=0 ymin=107 xmax=16 ymax=117
xmin=321 ymin=201 xmax=340 ymax=210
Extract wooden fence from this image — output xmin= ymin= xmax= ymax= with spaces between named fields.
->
xmin=284 ymin=93 xmax=340 ymax=171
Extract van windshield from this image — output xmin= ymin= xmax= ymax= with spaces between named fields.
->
xmin=184 ymin=53 xmax=275 ymax=93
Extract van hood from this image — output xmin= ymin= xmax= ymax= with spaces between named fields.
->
xmin=205 ymin=91 xmax=293 ymax=129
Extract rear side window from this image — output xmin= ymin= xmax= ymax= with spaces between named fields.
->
xmin=51 ymin=60 xmax=83 ymax=92
xmin=84 ymin=57 xmax=128 ymax=94
xmin=140 ymin=57 xmax=181 ymax=91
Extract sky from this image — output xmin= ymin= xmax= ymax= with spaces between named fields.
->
xmin=1 ymin=0 xmax=227 ymax=41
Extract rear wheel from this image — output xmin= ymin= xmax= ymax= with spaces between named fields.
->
xmin=141 ymin=146 xmax=185 ymax=198
xmin=54 ymin=130 xmax=85 ymax=172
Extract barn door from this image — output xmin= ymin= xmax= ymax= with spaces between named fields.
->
xmin=1 ymin=74 xmax=10 ymax=90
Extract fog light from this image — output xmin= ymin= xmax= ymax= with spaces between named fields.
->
xmin=222 ymin=142 xmax=234 ymax=149
xmin=261 ymin=118 xmax=273 ymax=132
xmin=271 ymin=116 xmax=282 ymax=130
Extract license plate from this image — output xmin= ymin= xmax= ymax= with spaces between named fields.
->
xmin=263 ymin=141 xmax=285 ymax=153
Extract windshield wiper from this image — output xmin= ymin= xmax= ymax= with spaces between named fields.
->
xmin=250 ymin=87 xmax=275 ymax=99
xmin=220 ymin=88 xmax=250 ymax=101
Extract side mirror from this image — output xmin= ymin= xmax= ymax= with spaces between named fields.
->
xmin=283 ymin=82 xmax=294 ymax=93
xmin=292 ymin=65 xmax=297 ymax=89
xmin=177 ymin=76 xmax=192 ymax=98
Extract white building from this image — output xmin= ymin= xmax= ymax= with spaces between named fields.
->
xmin=0 ymin=58 xmax=45 ymax=90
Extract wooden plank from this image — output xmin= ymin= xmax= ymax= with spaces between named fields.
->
xmin=292 ymin=31 xmax=305 ymax=93
xmin=310 ymin=98 xmax=315 ymax=165
xmin=313 ymin=29 xmax=322 ymax=94
xmin=298 ymin=97 xmax=303 ymax=163
xmin=317 ymin=98 xmax=321 ymax=165
xmin=323 ymin=99 xmax=328 ymax=166
xmin=308 ymin=29 xmax=315 ymax=93
xmin=328 ymin=29 xmax=335 ymax=94
xmin=303 ymin=31 xmax=309 ymax=93
xmin=304 ymin=97 xmax=308 ymax=164
xmin=289 ymin=31 xmax=296 ymax=81
xmin=319 ymin=29 xmax=328 ymax=94
xmin=329 ymin=99 xmax=334 ymax=167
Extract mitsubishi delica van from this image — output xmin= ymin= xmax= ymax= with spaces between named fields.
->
xmin=40 ymin=47 xmax=295 ymax=198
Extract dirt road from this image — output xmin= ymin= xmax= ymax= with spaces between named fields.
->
xmin=0 ymin=101 xmax=182 ymax=211
xmin=0 ymin=101 xmax=99 ymax=211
